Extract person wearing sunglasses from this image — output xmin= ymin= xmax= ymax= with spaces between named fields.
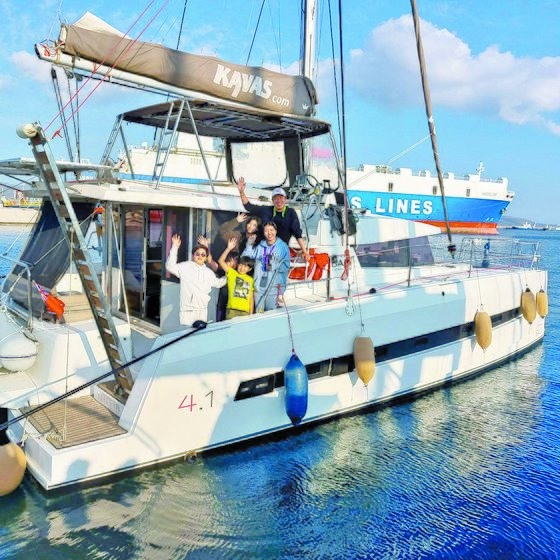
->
xmin=166 ymin=234 xmax=226 ymax=326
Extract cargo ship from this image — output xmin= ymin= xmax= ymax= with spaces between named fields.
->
xmin=346 ymin=163 xmax=514 ymax=235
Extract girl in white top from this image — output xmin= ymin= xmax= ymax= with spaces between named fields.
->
xmin=166 ymin=234 xmax=226 ymax=326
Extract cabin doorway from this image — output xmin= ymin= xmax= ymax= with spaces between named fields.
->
xmin=120 ymin=206 xmax=163 ymax=325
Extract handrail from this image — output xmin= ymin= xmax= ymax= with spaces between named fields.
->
xmin=0 ymin=255 xmax=34 ymax=330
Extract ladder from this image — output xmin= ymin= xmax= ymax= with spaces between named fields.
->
xmin=152 ymin=99 xmax=186 ymax=189
xmin=100 ymin=115 xmax=123 ymax=167
xmin=29 ymin=126 xmax=134 ymax=395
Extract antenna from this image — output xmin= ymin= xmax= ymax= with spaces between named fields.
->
xmin=477 ymin=161 xmax=485 ymax=177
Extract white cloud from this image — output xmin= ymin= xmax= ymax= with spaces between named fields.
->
xmin=10 ymin=51 xmax=52 ymax=84
xmin=348 ymin=15 xmax=560 ymax=135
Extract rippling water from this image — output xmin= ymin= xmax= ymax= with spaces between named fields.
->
xmin=1 ymin=227 xmax=559 ymax=559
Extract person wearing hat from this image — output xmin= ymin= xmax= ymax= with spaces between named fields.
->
xmin=236 ymin=177 xmax=310 ymax=261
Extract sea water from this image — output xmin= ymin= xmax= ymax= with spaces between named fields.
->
xmin=0 ymin=227 xmax=559 ymax=560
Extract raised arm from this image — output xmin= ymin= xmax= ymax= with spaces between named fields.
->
xmin=237 ymin=177 xmax=265 ymax=216
xmin=198 ymin=235 xmax=218 ymax=272
xmin=165 ymin=234 xmax=182 ymax=277
xmin=218 ymin=213 xmax=246 ymax=241
xmin=237 ymin=176 xmax=250 ymax=206
xmin=218 ymin=238 xmax=238 ymax=273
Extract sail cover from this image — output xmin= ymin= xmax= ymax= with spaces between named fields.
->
xmin=57 ymin=13 xmax=318 ymax=117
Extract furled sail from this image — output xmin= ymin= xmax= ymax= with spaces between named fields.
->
xmin=40 ymin=12 xmax=318 ymax=117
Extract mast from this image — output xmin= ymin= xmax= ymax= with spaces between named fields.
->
xmin=410 ymin=0 xmax=455 ymax=256
xmin=301 ymin=0 xmax=318 ymax=179
xmin=302 ymin=0 xmax=318 ymax=84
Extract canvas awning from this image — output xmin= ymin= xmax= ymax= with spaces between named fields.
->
xmin=55 ymin=12 xmax=318 ymax=118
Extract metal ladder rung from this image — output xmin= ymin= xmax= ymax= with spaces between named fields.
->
xmin=77 ymin=264 xmax=92 ymax=276
xmin=83 ymin=280 xmax=99 ymax=294
xmin=73 ymin=249 xmax=86 ymax=261
xmin=107 ymin=347 xmax=122 ymax=361
xmin=57 ymin=205 xmax=70 ymax=218
xmin=36 ymin=151 xmax=49 ymax=164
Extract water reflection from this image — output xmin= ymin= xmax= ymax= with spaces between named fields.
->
xmin=1 ymin=228 xmax=560 ymax=559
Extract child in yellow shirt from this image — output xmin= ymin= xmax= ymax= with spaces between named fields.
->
xmin=218 ymin=238 xmax=255 ymax=319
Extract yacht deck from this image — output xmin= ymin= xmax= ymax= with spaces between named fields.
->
xmin=25 ymin=395 xmax=126 ymax=449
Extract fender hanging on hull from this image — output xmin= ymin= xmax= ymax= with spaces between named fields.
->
xmin=284 ymin=354 xmax=308 ymax=426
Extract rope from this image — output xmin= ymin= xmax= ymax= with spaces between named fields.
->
xmin=0 ymin=322 xmax=207 ymax=434
xmin=353 ymin=258 xmax=365 ymax=334
xmin=45 ymin=0 xmax=160 ymax=134
xmin=280 ymin=285 xmax=296 ymax=354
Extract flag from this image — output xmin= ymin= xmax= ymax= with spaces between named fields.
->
xmin=34 ymin=282 xmax=65 ymax=320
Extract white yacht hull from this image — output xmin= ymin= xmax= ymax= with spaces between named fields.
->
xmin=5 ymin=267 xmax=545 ymax=490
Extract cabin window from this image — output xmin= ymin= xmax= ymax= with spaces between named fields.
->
xmin=231 ymin=141 xmax=287 ymax=188
xmin=355 ymin=240 xmax=409 ymax=267
xmin=432 ymin=186 xmax=437 ymax=195
xmin=466 ymin=188 xmax=471 ymax=197
xmin=164 ymin=208 xmax=189 ymax=281
xmin=388 ymin=182 xmax=394 ymax=192
xmin=356 ymin=236 xmax=434 ymax=268
xmin=410 ymin=236 xmax=434 ymax=265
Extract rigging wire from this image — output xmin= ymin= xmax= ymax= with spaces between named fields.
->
xmin=327 ymin=0 xmax=343 ymax=155
xmin=299 ymin=0 xmax=305 ymax=75
xmin=47 ymin=0 xmax=65 ymax=43
xmin=45 ymin=0 xmax=159 ymax=133
xmin=245 ymin=0 xmax=267 ymax=66
xmin=50 ymin=0 xmax=171 ymax=140
xmin=336 ymin=0 xmax=352 ymax=297
xmin=51 ymin=68 xmax=74 ymax=162
xmin=346 ymin=133 xmax=432 ymax=188
xmin=65 ymin=71 xmax=81 ymax=165
xmin=175 ymin=0 xmax=190 ymax=50
xmin=410 ymin=0 xmax=455 ymax=257
xmin=267 ymin=0 xmax=282 ymax=70
xmin=277 ymin=0 xmax=283 ymax=71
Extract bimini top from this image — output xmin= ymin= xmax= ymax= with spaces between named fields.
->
xmin=121 ymin=98 xmax=331 ymax=142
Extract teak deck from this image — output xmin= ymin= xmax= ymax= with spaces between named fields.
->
xmin=26 ymin=395 xmax=126 ymax=449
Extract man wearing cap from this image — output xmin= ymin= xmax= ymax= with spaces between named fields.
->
xmin=236 ymin=177 xmax=310 ymax=261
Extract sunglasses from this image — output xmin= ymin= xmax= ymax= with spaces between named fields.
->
xmin=194 ymin=251 xmax=207 ymax=257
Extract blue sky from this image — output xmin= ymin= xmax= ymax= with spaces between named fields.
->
xmin=1 ymin=0 xmax=559 ymax=222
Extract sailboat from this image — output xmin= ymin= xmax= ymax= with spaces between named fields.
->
xmin=0 ymin=2 xmax=547 ymax=491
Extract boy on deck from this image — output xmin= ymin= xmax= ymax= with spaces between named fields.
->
xmin=218 ymin=238 xmax=255 ymax=319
